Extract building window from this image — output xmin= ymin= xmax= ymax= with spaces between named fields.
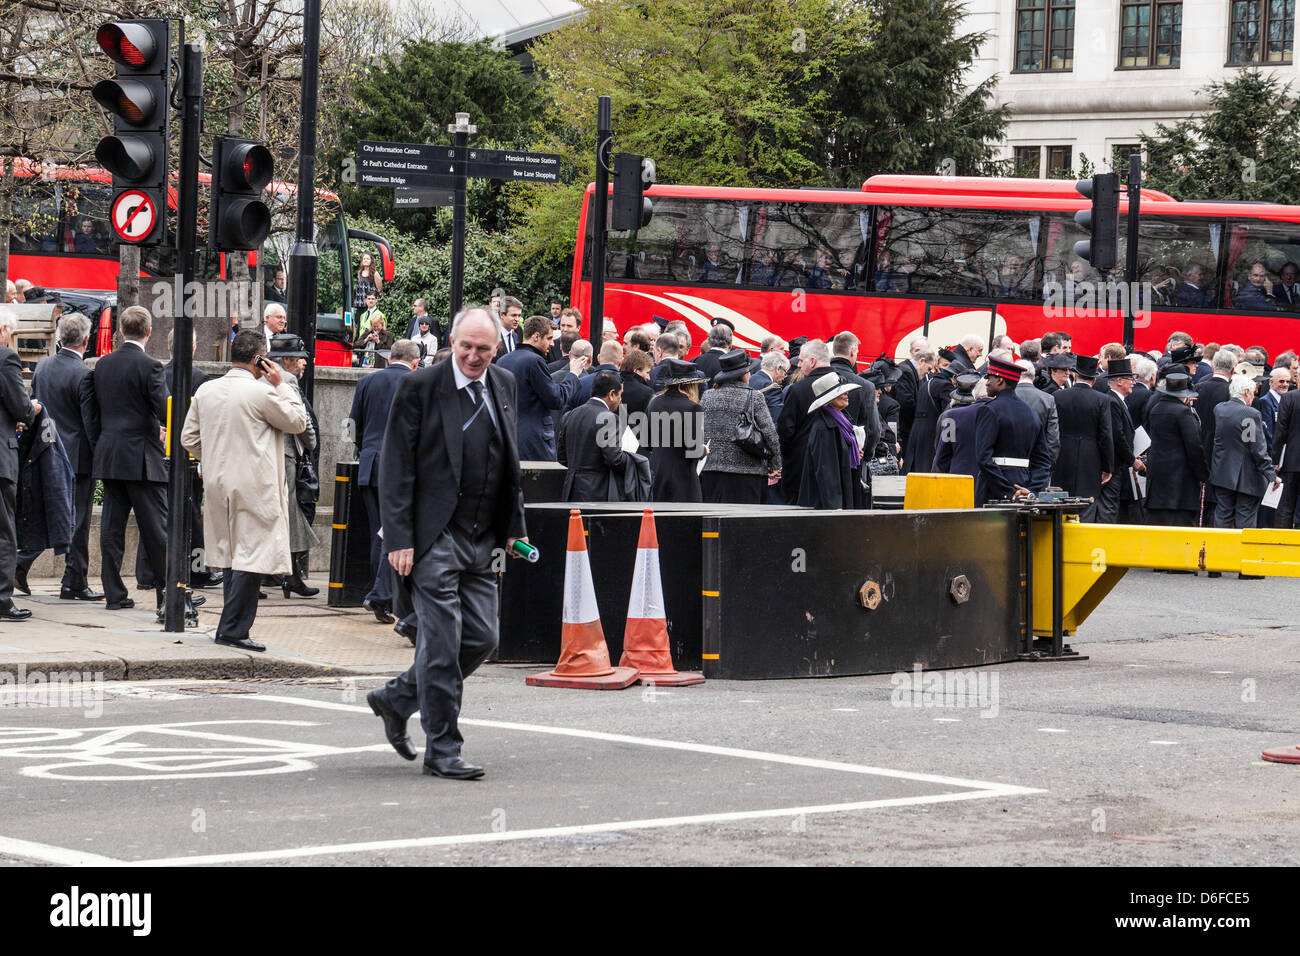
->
xmin=1112 ymin=144 xmax=1142 ymax=174
xmin=1119 ymin=2 xmax=1182 ymax=67
xmin=1015 ymin=0 xmax=1076 ymax=71
xmin=1014 ymin=146 xmax=1042 ymax=177
xmin=1046 ymin=146 xmax=1073 ymax=177
xmin=1228 ymin=0 xmax=1294 ymax=64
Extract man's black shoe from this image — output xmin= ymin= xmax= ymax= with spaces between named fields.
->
xmin=367 ymin=691 xmax=418 ymax=761
xmin=106 ymin=598 xmax=135 ymax=610
xmin=215 ymin=636 xmax=266 ymax=652
xmin=192 ymin=571 xmax=224 ymax=588
xmin=1207 ymin=571 xmax=1222 ymax=578
xmin=0 ymin=602 xmax=32 ymax=622
xmin=190 ymin=593 xmax=206 ymax=608
xmin=14 ymin=567 xmax=29 ymax=595
xmin=60 ymin=587 xmax=104 ymax=601
xmin=394 ymin=618 xmax=418 ymax=647
xmin=364 ymin=599 xmax=395 ymax=624
xmin=422 ymin=756 xmax=484 ymax=780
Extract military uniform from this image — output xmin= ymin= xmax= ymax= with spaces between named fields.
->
xmin=973 ymin=359 xmax=1053 ymax=506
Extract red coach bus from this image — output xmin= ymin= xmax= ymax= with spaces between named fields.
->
xmin=570 ymin=176 xmax=1300 ymax=361
xmin=6 ymin=160 xmax=394 ymax=365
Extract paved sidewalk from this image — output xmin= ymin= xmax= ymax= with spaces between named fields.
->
xmin=0 ymin=577 xmax=416 ymax=680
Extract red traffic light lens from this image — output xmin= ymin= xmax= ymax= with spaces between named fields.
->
xmin=229 ymin=143 xmax=273 ymax=192
xmin=96 ymin=22 xmax=158 ymax=69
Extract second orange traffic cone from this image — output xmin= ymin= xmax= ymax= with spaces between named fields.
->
xmin=526 ymin=510 xmax=639 ymax=690
xmin=619 ymin=509 xmax=704 ymax=686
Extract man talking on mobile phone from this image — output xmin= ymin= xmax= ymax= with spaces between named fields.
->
xmin=180 ymin=330 xmax=308 ymax=651
xmin=365 ymin=305 xmax=529 ymax=780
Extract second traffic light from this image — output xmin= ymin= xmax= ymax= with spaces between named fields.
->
xmin=1073 ymin=173 xmax=1120 ymax=272
xmin=611 ymin=153 xmax=654 ymax=231
xmin=93 ymin=19 xmax=171 ymax=245
xmin=210 ymin=135 xmax=273 ymax=251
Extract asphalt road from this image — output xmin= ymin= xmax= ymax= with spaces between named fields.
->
xmin=1 ymin=566 xmax=1296 ymax=868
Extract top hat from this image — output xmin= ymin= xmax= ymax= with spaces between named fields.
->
xmin=658 ymin=357 xmax=707 ymax=387
xmin=808 ymin=371 xmax=860 ymax=413
xmin=1106 ymin=358 xmax=1134 ymax=378
xmin=1156 ymin=371 xmax=1197 ymax=397
xmin=1073 ymin=355 xmax=1100 ymax=378
xmin=712 ymin=348 xmax=751 ymax=385
xmin=268 ymin=332 xmax=308 ymax=359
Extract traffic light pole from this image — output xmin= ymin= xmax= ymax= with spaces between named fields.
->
xmin=164 ymin=40 xmax=203 ymax=633
xmin=588 ymin=96 xmax=612 ymax=349
xmin=287 ymin=0 xmax=320 ymax=404
xmin=1123 ymin=153 xmax=1142 ymax=353
xmin=448 ymin=113 xmax=476 ymax=320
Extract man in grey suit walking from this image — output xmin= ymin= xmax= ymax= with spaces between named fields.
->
xmin=0 ymin=308 xmax=41 ymax=620
xmin=365 ymin=307 xmax=529 ymax=780
xmin=1210 ymin=375 xmax=1281 ymax=532
xmin=14 ymin=313 xmax=101 ymax=601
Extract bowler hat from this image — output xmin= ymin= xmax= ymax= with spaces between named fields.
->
xmin=268 ymin=332 xmax=308 ymax=359
xmin=1156 ymin=371 xmax=1197 ymax=397
xmin=658 ymin=357 xmax=707 ymax=387
xmin=712 ymin=348 xmax=751 ymax=385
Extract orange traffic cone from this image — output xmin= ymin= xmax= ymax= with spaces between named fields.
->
xmin=527 ymin=510 xmax=639 ymax=690
xmin=620 ymin=509 xmax=704 ymax=686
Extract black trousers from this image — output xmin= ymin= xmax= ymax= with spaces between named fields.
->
xmin=17 ymin=472 xmax=94 ymax=590
xmin=216 ymin=568 xmax=264 ymax=641
xmin=101 ymin=478 xmax=167 ymax=606
xmin=0 ymin=478 xmax=17 ymax=605
xmin=1213 ymin=487 xmax=1262 ymax=529
xmin=374 ymin=529 xmax=498 ymax=760
xmin=361 ymin=484 xmax=391 ymax=605
xmin=1276 ymin=472 xmax=1300 ymax=529
xmin=701 ymin=471 xmax=765 ymax=504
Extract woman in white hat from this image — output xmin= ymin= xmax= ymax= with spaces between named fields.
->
xmin=796 ymin=372 xmax=862 ymax=509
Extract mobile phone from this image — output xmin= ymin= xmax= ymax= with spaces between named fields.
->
xmin=256 ymin=356 xmax=272 ymax=372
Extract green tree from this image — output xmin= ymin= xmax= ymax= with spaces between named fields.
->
xmin=332 ymin=39 xmax=549 ymax=237
xmin=825 ymin=0 xmax=1010 ymax=186
xmin=1139 ymin=71 xmax=1300 ymax=203
xmin=519 ymin=0 xmax=868 ymax=269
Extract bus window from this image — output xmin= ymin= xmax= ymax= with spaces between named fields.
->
xmin=749 ymin=203 xmax=867 ymax=290
xmin=596 ymin=196 xmax=747 ymax=284
xmin=877 ymin=206 xmax=1044 ymax=298
xmin=61 ymin=182 xmax=113 ymax=254
xmin=1040 ymin=211 xmax=1093 ymax=293
xmin=1217 ymin=218 xmax=1300 ymax=310
xmin=10 ymin=178 xmax=60 ymax=252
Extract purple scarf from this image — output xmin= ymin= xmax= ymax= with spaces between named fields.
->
xmin=827 ymin=407 xmax=861 ymax=468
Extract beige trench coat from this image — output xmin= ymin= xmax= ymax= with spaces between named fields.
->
xmin=180 ymin=368 xmax=308 ymax=573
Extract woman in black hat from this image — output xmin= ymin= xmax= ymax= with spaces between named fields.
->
xmin=646 ymin=359 xmax=706 ymax=502
xmin=699 ymin=349 xmax=781 ymax=503
xmin=1142 ymin=371 xmax=1207 ymax=529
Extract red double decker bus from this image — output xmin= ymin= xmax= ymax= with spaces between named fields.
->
xmin=570 ymin=175 xmax=1300 ymax=361
xmin=6 ymin=160 xmax=393 ymax=365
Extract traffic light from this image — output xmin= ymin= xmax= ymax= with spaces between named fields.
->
xmin=210 ymin=135 xmax=273 ymax=251
xmin=611 ymin=153 xmax=654 ymax=231
xmin=1073 ymin=173 xmax=1120 ymax=272
xmin=93 ymin=19 xmax=171 ymax=245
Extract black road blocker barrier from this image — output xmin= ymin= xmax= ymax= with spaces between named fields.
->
xmin=499 ymin=501 xmax=1022 ymax=679
xmin=327 ymin=461 xmax=374 ymax=607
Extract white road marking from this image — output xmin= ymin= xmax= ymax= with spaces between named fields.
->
xmin=1149 ymin=741 xmax=1178 ymax=746
xmin=833 ymin=708 xmax=858 ymax=712
xmin=130 ymin=789 xmax=1022 ymax=866
xmin=1037 ymin=728 xmax=1068 ymax=734
xmin=933 ymin=718 xmax=962 ymax=723
xmin=1209 ymin=671 xmax=1233 ymax=675
xmin=0 ymin=835 xmax=121 ymax=866
xmin=249 ymin=694 xmax=1043 ymax=793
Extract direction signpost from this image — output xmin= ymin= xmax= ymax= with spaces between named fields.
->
xmin=356 ymin=128 xmax=563 ymax=320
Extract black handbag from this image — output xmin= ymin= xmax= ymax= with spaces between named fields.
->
xmin=295 ymin=455 xmax=319 ymax=504
xmin=731 ymin=391 xmax=771 ymax=460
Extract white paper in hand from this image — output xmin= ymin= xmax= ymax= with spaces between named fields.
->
xmin=1133 ymin=426 xmax=1151 ymax=457
xmin=620 ymin=426 xmax=640 ymax=454
xmin=1262 ymin=479 xmax=1284 ymax=510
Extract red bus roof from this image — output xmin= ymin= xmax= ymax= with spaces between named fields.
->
xmin=6 ymin=157 xmax=338 ymax=202
xmin=863 ymin=173 xmax=1177 ymax=204
xmin=578 ymin=177 xmax=1300 ymax=225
